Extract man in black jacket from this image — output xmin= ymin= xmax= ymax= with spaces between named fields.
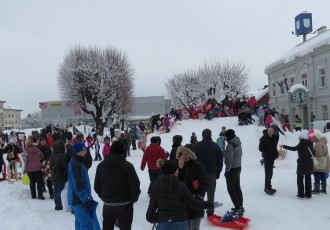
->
xmin=194 ymin=128 xmax=223 ymax=217
xmin=259 ymin=127 xmax=279 ymax=195
xmin=94 ymin=141 xmax=141 ymax=230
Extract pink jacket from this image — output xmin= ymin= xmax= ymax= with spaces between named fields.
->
xmin=102 ymin=143 xmax=111 ymax=157
xmin=25 ymin=145 xmax=44 ymax=172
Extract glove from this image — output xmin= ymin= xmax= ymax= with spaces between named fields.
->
xmin=84 ymin=200 xmax=93 ymax=212
xmin=213 ymin=201 xmax=223 ymax=208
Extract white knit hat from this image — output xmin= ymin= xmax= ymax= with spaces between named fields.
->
xmin=299 ymin=130 xmax=309 ymax=140
xmin=313 ymin=129 xmax=324 ymax=140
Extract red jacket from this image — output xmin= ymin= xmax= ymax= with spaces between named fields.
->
xmin=102 ymin=143 xmax=111 ymax=157
xmin=140 ymin=144 xmax=167 ymax=171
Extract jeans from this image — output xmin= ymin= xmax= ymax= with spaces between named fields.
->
xmin=297 ymin=174 xmax=312 ymax=197
xmin=264 ymin=159 xmax=274 ymax=189
xmin=157 ymin=221 xmax=188 ymax=230
xmin=314 ymin=172 xmax=327 ymax=185
xmin=225 ymin=167 xmax=243 ymax=209
xmin=148 ymin=169 xmax=163 ymax=194
xmin=188 ymin=217 xmax=202 ymax=230
xmin=206 ymin=174 xmax=217 ymax=215
xmin=103 ymin=203 xmax=133 ymax=230
xmin=53 ymin=181 xmax=65 ymax=208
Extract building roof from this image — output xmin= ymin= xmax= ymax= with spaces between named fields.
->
xmin=265 ymin=29 xmax=330 ymax=72
xmin=254 ymin=87 xmax=269 ymax=101
xmin=4 ymin=104 xmax=22 ymax=111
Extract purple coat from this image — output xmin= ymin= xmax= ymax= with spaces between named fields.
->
xmin=26 ymin=145 xmax=44 ymax=172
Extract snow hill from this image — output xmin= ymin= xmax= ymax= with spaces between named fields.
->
xmin=1 ymin=116 xmax=330 ymax=230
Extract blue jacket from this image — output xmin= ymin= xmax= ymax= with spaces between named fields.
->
xmin=68 ymin=155 xmax=93 ymax=206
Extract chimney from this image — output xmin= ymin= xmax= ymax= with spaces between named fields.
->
xmin=317 ymin=26 xmax=327 ymax=35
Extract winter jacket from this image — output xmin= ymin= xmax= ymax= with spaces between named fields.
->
xmin=39 ymin=145 xmax=52 ymax=161
xmin=68 ymin=155 xmax=93 ymax=206
xmin=140 ymin=144 xmax=167 ymax=171
xmin=313 ymin=137 xmax=330 ymax=172
xmin=259 ymin=133 xmax=279 ymax=161
xmin=169 ymin=144 xmax=181 ymax=162
xmin=178 ymin=160 xmax=208 ymax=219
xmin=194 ymin=138 xmax=223 ymax=178
xmin=146 ymin=174 xmax=213 ymax=224
xmin=225 ymin=136 xmax=242 ymax=173
xmin=25 ymin=145 xmax=44 ymax=172
xmin=102 ymin=143 xmax=111 ymax=157
xmin=5 ymin=144 xmax=20 ymax=161
xmin=283 ymin=139 xmax=314 ymax=175
xmin=49 ymin=141 xmax=67 ymax=183
xmin=94 ymin=154 xmax=141 ymax=204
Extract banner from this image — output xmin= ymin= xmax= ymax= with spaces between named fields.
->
xmin=49 ymin=102 xmax=62 ymax=107
xmin=39 ymin=102 xmax=47 ymax=108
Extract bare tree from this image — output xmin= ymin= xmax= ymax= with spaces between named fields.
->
xmin=21 ymin=111 xmax=42 ymax=129
xmin=166 ymin=61 xmax=249 ymax=110
xmin=58 ymin=46 xmax=134 ymax=135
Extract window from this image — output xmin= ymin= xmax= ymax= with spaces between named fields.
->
xmin=272 ymin=83 xmax=276 ymax=96
xmin=301 ymin=73 xmax=308 ymax=87
xmin=319 ymin=68 xmax=326 ymax=87
xmin=322 ymin=105 xmax=328 ymax=120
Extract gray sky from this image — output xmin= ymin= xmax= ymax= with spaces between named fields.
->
xmin=1 ymin=0 xmax=329 ymax=115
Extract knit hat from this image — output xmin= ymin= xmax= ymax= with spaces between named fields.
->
xmin=202 ymin=129 xmax=212 ymax=139
xmin=73 ymin=142 xmax=87 ymax=154
xmin=313 ymin=129 xmax=324 ymax=140
xmin=157 ymin=159 xmax=178 ymax=174
xmin=298 ymin=130 xmax=309 ymax=140
xmin=224 ymin=129 xmax=235 ymax=139
xmin=111 ymin=141 xmax=125 ymax=155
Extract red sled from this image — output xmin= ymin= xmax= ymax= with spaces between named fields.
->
xmin=208 ymin=214 xmax=251 ymax=229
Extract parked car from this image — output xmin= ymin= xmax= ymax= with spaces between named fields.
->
xmin=311 ymin=120 xmax=330 ymax=133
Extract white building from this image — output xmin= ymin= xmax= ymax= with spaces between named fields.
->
xmin=3 ymin=104 xmax=23 ymax=130
xmin=0 ymin=100 xmax=5 ymax=131
xmin=265 ymin=26 xmax=330 ymax=129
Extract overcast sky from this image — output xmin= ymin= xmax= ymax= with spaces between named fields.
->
xmin=1 ymin=0 xmax=329 ymax=115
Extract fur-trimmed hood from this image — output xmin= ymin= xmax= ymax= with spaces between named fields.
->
xmin=176 ymin=146 xmax=197 ymax=160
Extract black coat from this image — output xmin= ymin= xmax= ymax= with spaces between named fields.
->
xmin=178 ymin=160 xmax=208 ymax=219
xmin=169 ymin=144 xmax=181 ymax=162
xmin=194 ymin=139 xmax=223 ymax=178
xmin=283 ymin=139 xmax=314 ymax=175
xmin=259 ymin=133 xmax=279 ymax=160
xmin=5 ymin=144 xmax=20 ymax=161
xmin=146 ymin=174 xmax=212 ymax=224
xmin=49 ymin=152 xmax=67 ymax=183
xmin=94 ymin=154 xmax=141 ymax=204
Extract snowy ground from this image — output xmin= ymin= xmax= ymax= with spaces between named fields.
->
xmin=1 ymin=117 xmax=330 ymax=230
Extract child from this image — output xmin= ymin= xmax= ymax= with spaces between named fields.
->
xmin=102 ymin=140 xmax=111 ymax=158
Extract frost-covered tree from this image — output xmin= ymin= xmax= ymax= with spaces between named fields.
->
xmin=58 ymin=46 xmax=134 ymax=135
xmin=166 ymin=61 xmax=249 ymax=110
xmin=21 ymin=112 xmax=42 ymax=129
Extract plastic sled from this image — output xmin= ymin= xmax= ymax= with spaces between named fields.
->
xmin=208 ymin=214 xmax=251 ymax=229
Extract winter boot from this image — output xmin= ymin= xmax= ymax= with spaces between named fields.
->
xmin=312 ymin=183 xmax=320 ymax=194
xmin=321 ymin=183 xmax=327 ymax=194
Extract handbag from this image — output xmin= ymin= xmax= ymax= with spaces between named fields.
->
xmin=22 ymin=173 xmax=30 ymax=185
xmin=308 ymin=147 xmax=327 ymax=170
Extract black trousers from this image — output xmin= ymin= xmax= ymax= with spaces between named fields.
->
xmin=264 ymin=159 xmax=275 ymax=189
xmin=225 ymin=167 xmax=243 ymax=209
xmin=103 ymin=203 xmax=133 ymax=230
xmin=131 ymin=140 xmax=136 ymax=150
xmin=27 ymin=171 xmax=44 ymax=198
xmin=297 ymin=174 xmax=312 ymax=197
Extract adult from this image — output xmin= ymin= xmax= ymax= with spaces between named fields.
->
xmin=258 ymin=106 xmax=265 ymax=127
xmin=49 ymin=140 xmax=67 ymax=210
xmin=280 ymin=131 xmax=314 ymax=198
xmin=140 ymin=136 xmax=167 ymax=195
xmin=169 ymin=135 xmax=183 ymax=162
xmin=224 ymin=129 xmax=244 ymax=215
xmin=75 ymin=133 xmax=93 ymax=170
xmin=146 ymin=159 xmax=221 ymax=229
xmin=311 ymin=131 xmax=330 ymax=194
xmin=38 ymin=137 xmax=54 ymax=199
xmin=177 ymin=146 xmax=208 ymax=230
xmin=294 ymin=115 xmax=302 ymax=131
xmin=129 ymin=127 xmax=138 ymax=150
xmin=194 ymin=128 xmax=223 ymax=217
xmin=25 ymin=135 xmax=45 ymax=199
xmin=259 ymin=127 xmax=280 ymax=195
xmin=68 ymin=142 xmax=100 ymax=230
xmin=94 ymin=141 xmax=141 ymax=230
xmin=92 ymin=132 xmax=102 ymax=161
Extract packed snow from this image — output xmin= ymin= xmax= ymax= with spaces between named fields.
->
xmin=1 ymin=117 xmax=330 ymax=230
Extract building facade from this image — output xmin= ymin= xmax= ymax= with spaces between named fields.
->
xmin=265 ymin=27 xmax=330 ymax=129
xmin=3 ymin=105 xmax=23 ymax=130
xmin=39 ymin=96 xmax=172 ymax=127
xmin=0 ymin=101 xmax=5 ymax=131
